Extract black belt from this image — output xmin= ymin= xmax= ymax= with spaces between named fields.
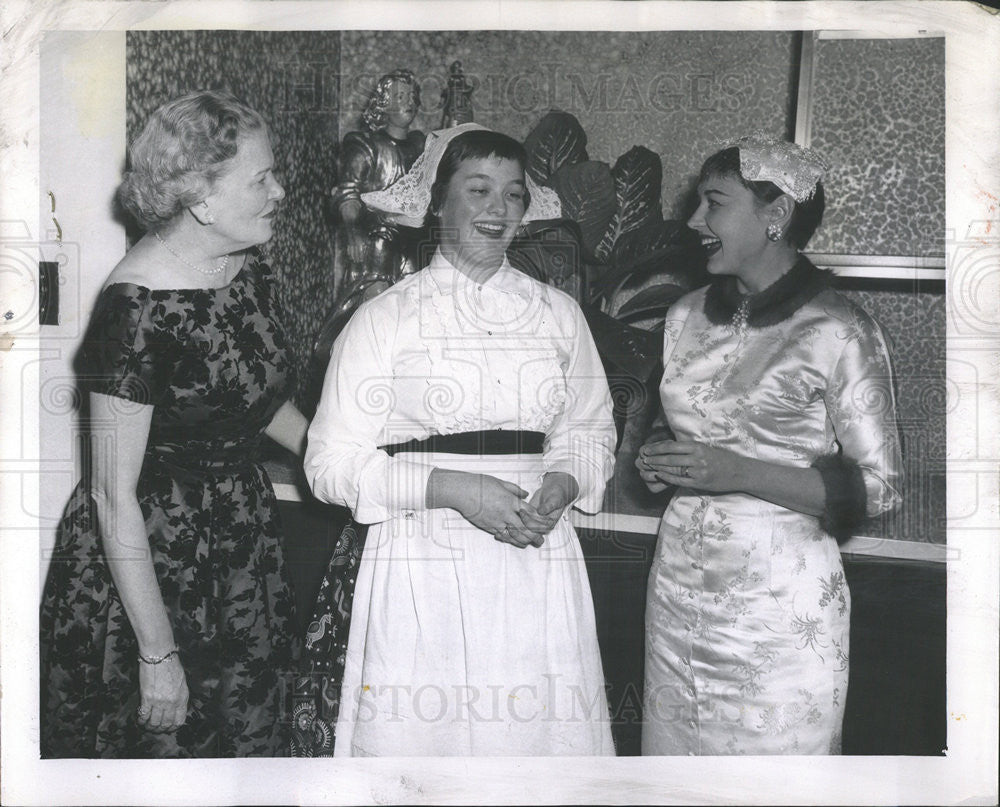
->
xmin=380 ymin=430 xmax=545 ymax=457
xmin=145 ymin=437 xmax=263 ymax=477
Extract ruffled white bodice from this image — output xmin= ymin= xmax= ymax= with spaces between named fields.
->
xmin=305 ymin=250 xmax=616 ymax=523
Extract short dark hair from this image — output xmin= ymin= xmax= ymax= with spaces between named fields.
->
xmin=698 ymin=146 xmax=825 ymax=249
xmin=428 ymin=130 xmax=530 ymax=224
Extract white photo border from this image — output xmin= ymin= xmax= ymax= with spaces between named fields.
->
xmin=2 ymin=2 xmax=997 ymax=805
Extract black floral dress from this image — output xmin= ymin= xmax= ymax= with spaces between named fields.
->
xmin=40 ymin=250 xmax=298 ymax=758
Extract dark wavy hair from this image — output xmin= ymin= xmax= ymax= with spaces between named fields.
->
xmin=698 ymin=146 xmax=825 ymax=249
xmin=117 ymin=90 xmax=268 ymax=230
xmin=427 ymin=129 xmax=530 ymax=225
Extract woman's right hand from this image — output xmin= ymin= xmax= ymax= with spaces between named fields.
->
xmin=136 ymin=654 xmax=189 ymax=733
xmin=427 ymin=469 xmax=544 ymax=548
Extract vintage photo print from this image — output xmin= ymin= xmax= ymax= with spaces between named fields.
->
xmin=1 ymin=1 xmax=997 ymax=804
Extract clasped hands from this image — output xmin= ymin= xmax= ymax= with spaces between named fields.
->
xmin=635 ymin=438 xmax=746 ymax=494
xmin=429 ymin=469 xmax=578 ymax=548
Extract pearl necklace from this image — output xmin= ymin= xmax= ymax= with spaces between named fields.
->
xmin=155 ymin=232 xmax=230 ymax=276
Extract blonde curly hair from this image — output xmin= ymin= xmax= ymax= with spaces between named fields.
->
xmin=117 ymin=90 xmax=268 ymax=230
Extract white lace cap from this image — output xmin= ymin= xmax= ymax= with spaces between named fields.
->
xmin=362 ymin=122 xmax=561 ymax=227
xmin=734 ymin=133 xmax=829 ymax=203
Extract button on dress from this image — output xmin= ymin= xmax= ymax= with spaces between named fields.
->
xmin=305 ymin=251 xmax=617 ymax=756
xmin=643 ymin=268 xmax=902 ymax=755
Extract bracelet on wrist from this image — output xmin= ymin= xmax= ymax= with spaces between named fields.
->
xmin=138 ymin=647 xmax=179 ymax=665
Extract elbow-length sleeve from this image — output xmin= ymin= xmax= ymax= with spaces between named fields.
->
xmin=303 ymin=298 xmax=434 ymax=524
xmin=542 ymin=298 xmax=617 ymax=514
xmin=816 ymin=307 xmax=904 ymax=539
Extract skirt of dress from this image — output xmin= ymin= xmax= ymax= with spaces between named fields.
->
xmin=289 ymin=519 xmax=366 ymax=757
xmin=334 ymin=451 xmax=615 ymax=757
xmin=39 ymin=463 xmax=297 ymax=758
xmin=642 ymin=491 xmax=851 ymax=756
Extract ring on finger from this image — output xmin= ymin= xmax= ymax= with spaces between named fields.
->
xmin=136 ymin=705 xmax=150 ymax=718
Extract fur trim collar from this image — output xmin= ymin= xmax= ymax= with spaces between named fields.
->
xmin=703 ymin=255 xmax=833 ymax=328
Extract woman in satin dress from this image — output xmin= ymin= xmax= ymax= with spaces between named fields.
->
xmin=304 ymin=124 xmax=617 ymax=756
xmin=637 ymin=135 xmax=903 ymax=755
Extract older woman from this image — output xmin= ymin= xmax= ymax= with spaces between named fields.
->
xmin=304 ymin=123 xmax=617 ymax=756
xmin=39 ymin=90 xmax=307 ymax=757
xmin=637 ymin=135 xmax=903 ymax=755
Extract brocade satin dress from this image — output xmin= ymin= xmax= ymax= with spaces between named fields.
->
xmin=642 ymin=259 xmax=902 ymax=756
xmin=304 ymin=250 xmax=617 ymax=757
xmin=40 ymin=251 xmax=298 ymax=757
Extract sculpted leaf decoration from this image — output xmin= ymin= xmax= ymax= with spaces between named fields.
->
xmin=580 ymin=304 xmax=663 ymax=385
xmin=615 ymin=283 xmax=689 ymax=323
xmin=508 ymin=219 xmax=586 ymax=296
xmin=547 ymin=160 xmax=617 ymax=261
xmin=600 ymin=218 xmax=706 ymax=299
xmin=522 ymin=111 xmax=589 ymax=185
xmin=593 ymin=146 xmax=664 ymax=263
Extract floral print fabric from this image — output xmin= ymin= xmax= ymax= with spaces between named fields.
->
xmin=643 ymin=283 xmax=902 ymax=755
xmin=289 ymin=520 xmax=366 ymax=756
xmin=40 ymin=251 xmax=298 ymax=757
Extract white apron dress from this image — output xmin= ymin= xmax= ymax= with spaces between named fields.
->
xmin=643 ymin=264 xmax=902 ymax=755
xmin=305 ymin=251 xmax=617 ymax=756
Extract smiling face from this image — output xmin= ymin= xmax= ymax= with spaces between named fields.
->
xmin=202 ymin=129 xmax=284 ymax=250
xmin=687 ymin=172 xmax=773 ymax=282
xmin=436 ymin=156 xmax=527 ymax=273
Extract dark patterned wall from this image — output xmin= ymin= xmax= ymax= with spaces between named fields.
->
xmin=126 ymin=31 xmax=340 ymax=406
xmin=841 ymin=287 xmax=946 ymax=543
xmin=808 ymin=37 xmax=945 ymax=257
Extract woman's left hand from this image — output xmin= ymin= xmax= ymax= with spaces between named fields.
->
xmin=520 ymin=472 xmax=579 ymax=538
xmin=638 ymin=440 xmax=746 ymax=493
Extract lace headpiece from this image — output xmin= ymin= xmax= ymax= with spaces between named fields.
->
xmin=733 ymin=133 xmax=829 ymax=203
xmin=362 ymin=122 xmax=561 ymax=227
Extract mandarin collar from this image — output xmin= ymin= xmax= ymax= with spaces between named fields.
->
xmin=424 ymin=249 xmax=533 ymax=301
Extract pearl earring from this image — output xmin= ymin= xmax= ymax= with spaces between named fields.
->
xmin=766 ymin=223 xmax=783 ymax=241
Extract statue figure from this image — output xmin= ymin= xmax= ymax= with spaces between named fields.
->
xmin=331 ymin=68 xmax=426 ymax=294
xmin=314 ymin=69 xmax=425 ymax=372
xmin=440 ymin=60 xmax=474 ymax=128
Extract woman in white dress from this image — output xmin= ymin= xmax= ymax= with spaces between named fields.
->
xmin=637 ymin=135 xmax=902 ymax=755
xmin=304 ymin=123 xmax=617 ymax=756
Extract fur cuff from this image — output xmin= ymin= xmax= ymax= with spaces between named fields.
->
xmin=812 ymin=453 xmax=867 ymax=543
